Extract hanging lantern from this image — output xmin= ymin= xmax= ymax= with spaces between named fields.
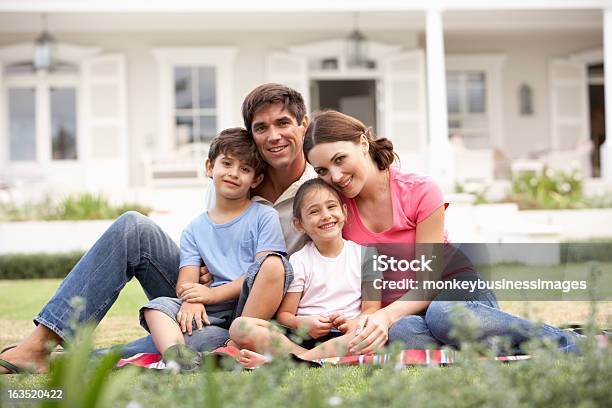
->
xmin=346 ymin=13 xmax=368 ymax=68
xmin=33 ymin=14 xmax=56 ymax=71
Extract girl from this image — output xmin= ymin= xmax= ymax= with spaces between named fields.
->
xmin=303 ymin=110 xmax=581 ymax=355
xmin=229 ymin=178 xmax=381 ymax=368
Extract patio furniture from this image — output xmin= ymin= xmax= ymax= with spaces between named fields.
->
xmin=450 ymin=135 xmax=495 ymax=184
xmin=143 ymin=143 xmax=210 ymax=187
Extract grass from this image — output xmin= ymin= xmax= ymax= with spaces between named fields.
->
xmin=0 ymin=273 xmax=611 ymax=407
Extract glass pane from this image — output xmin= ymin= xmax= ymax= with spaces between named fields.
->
xmin=8 ymin=88 xmax=36 ymax=161
xmin=467 ymin=72 xmax=486 ymax=113
xmin=197 ymin=67 xmax=216 ymax=109
xmin=197 ymin=116 xmax=217 ymax=143
xmin=175 ymin=115 xmax=194 ymax=146
xmin=174 ymin=67 xmax=193 ymax=109
xmin=446 ymin=72 xmax=461 ymax=114
xmin=50 ymin=87 xmax=77 ymax=160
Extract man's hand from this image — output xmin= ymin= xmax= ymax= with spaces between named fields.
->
xmin=179 ymin=283 xmax=216 ymax=304
xmin=296 ymin=315 xmax=332 ymax=339
xmin=199 ymin=265 xmax=213 ymax=286
xmin=176 ymin=302 xmax=210 ymax=335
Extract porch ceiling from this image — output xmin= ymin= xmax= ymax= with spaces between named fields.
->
xmin=0 ymin=9 xmax=602 ymax=33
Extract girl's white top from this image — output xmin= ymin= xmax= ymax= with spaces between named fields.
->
xmin=288 ymin=239 xmax=371 ymax=320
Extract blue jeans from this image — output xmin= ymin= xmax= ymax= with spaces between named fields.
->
xmin=388 ymin=287 xmax=581 ymax=354
xmin=34 ymin=211 xmax=286 ymax=357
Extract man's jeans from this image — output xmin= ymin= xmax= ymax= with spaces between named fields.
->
xmin=34 ymin=211 xmax=229 ymax=356
xmin=387 ymin=287 xmax=581 ymax=353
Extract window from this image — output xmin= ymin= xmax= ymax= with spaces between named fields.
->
xmin=153 ymin=47 xmax=237 ymax=153
xmin=50 ymin=87 xmax=77 ymax=160
xmin=6 ymin=63 xmax=79 ymax=162
xmin=8 ymin=88 xmax=36 ymax=161
xmin=447 ymin=71 xmax=489 ymax=148
xmin=174 ymin=66 xmax=217 ymax=146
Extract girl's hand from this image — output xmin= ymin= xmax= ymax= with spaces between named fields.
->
xmin=348 ymin=311 xmax=390 ymax=355
xmin=296 ymin=315 xmax=333 ymax=339
xmin=179 ymin=283 xmax=216 ymax=304
xmin=177 ymin=302 xmax=210 ymax=335
xmin=329 ymin=313 xmax=357 ymax=334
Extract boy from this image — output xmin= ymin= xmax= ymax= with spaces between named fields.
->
xmin=140 ymin=127 xmax=292 ymax=362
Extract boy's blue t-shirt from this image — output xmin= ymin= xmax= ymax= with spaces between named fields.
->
xmin=179 ymin=202 xmax=287 ymax=287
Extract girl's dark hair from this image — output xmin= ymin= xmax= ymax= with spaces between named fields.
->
xmin=292 ymin=178 xmax=342 ymax=221
xmin=303 ymin=110 xmax=398 ymax=170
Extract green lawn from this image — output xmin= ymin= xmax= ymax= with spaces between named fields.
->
xmin=0 ymin=279 xmax=148 ymax=320
xmin=0 ymin=274 xmax=611 ymax=407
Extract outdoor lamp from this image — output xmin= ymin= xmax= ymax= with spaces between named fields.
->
xmin=33 ymin=14 xmax=56 ymax=71
xmin=346 ymin=13 xmax=368 ymax=68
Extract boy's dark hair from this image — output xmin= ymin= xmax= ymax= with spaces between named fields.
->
xmin=208 ymin=127 xmax=267 ymax=176
xmin=242 ymin=83 xmax=307 ymax=131
xmin=292 ymin=178 xmax=342 ymax=221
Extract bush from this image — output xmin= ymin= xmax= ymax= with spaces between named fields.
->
xmin=0 ymin=193 xmax=151 ymax=222
xmin=510 ymin=166 xmax=584 ymax=210
xmin=0 ymin=252 xmax=84 ymax=279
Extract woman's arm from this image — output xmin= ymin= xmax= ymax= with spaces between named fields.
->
xmin=349 ymin=205 xmax=446 ymax=354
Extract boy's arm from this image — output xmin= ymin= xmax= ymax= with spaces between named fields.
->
xmin=176 ymin=266 xmax=200 ymax=298
xmin=181 ymin=250 xmax=272 ymax=304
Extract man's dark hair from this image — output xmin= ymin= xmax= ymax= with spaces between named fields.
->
xmin=242 ymin=83 xmax=306 ymax=131
xmin=208 ymin=127 xmax=267 ymax=176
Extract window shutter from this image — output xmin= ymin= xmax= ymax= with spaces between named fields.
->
xmin=81 ymin=54 xmax=128 ymax=191
xmin=383 ymin=50 xmax=427 ymax=172
xmin=549 ymin=59 xmax=588 ymax=150
xmin=266 ymin=52 xmax=309 ymax=110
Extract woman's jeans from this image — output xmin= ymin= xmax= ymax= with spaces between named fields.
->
xmin=34 ymin=211 xmax=229 ymax=356
xmin=387 ymin=286 xmax=581 ymax=353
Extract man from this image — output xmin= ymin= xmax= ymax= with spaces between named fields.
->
xmin=0 ymin=83 xmax=315 ymax=374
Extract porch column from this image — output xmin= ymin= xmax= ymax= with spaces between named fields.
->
xmin=603 ymin=9 xmax=612 ymax=180
xmin=425 ymin=8 xmax=452 ymax=188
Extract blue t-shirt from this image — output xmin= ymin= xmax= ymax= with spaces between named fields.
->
xmin=179 ymin=202 xmax=286 ymax=287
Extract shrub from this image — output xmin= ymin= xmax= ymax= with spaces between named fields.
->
xmin=0 ymin=252 xmax=84 ymax=279
xmin=0 ymin=193 xmax=151 ymax=222
xmin=510 ymin=167 xmax=584 ymax=210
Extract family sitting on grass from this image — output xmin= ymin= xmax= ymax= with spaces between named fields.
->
xmin=1 ymin=83 xmax=585 ymax=374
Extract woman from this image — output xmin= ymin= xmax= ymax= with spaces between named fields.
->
xmin=303 ymin=110 xmax=580 ymax=355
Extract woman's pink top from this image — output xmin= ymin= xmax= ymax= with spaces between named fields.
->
xmin=342 ymin=166 xmax=448 ymax=245
xmin=341 ymin=167 xmax=450 ymax=305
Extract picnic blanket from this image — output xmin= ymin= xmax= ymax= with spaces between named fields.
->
xmin=115 ymin=346 xmax=531 ymax=370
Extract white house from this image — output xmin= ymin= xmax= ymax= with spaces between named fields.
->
xmin=0 ymin=0 xmax=610 ymax=197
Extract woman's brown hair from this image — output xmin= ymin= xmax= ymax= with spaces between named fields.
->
xmin=303 ymin=110 xmax=398 ymax=170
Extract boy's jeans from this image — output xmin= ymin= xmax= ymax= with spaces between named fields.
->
xmin=387 ymin=286 xmax=581 ymax=353
xmin=34 ymin=212 xmax=240 ymax=356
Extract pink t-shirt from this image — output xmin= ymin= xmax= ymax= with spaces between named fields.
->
xmin=342 ymin=167 xmax=448 ymax=245
xmin=341 ymin=167 xmax=449 ymax=305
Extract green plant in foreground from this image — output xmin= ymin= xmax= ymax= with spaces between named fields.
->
xmin=42 ymin=324 xmax=136 ymax=408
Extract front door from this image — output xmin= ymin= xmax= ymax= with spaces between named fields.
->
xmin=311 ymin=80 xmax=378 ymax=132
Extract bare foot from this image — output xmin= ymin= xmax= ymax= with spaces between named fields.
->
xmin=0 ymin=344 xmax=50 ymax=374
xmin=596 ymin=334 xmax=609 ymax=348
xmin=238 ymin=349 xmax=270 ymax=369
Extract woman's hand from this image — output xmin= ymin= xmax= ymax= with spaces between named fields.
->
xmin=179 ymin=283 xmax=216 ymax=304
xmin=176 ymin=302 xmax=210 ymax=335
xmin=296 ymin=315 xmax=333 ymax=339
xmin=348 ymin=311 xmax=390 ymax=355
